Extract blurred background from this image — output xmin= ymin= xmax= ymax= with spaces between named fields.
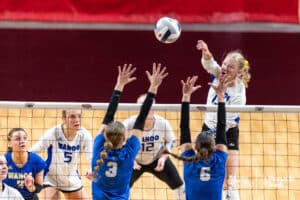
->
xmin=0 ymin=0 xmax=299 ymax=105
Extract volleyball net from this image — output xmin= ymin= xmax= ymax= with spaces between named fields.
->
xmin=0 ymin=101 xmax=299 ymax=200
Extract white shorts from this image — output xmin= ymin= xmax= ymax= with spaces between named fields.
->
xmin=44 ymin=174 xmax=83 ymax=192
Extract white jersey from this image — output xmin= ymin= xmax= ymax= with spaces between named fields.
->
xmin=123 ymin=114 xmax=175 ymax=165
xmin=30 ymin=124 xmax=93 ymax=191
xmin=0 ymin=183 xmax=24 ymax=200
xmin=202 ymin=57 xmax=246 ymax=130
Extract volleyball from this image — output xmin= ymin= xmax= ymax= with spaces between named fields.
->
xmin=154 ymin=17 xmax=181 ymax=44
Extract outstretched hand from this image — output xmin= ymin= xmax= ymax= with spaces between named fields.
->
xmin=196 ymin=40 xmax=208 ymax=52
xmin=209 ymin=74 xmax=233 ymax=97
xmin=146 ymin=63 xmax=168 ymax=93
xmin=181 ymin=76 xmax=201 ymax=97
xmin=196 ymin=40 xmax=212 ymax=60
xmin=115 ymin=64 xmax=137 ymax=91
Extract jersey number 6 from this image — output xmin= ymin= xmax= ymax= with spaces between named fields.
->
xmin=200 ymin=167 xmax=211 ymax=181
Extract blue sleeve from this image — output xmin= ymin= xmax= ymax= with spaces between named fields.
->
xmin=92 ymin=134 xmax=105 ymax=169
xmin=215 ymin=150 xmax=228 ymax=162
xmin=125 ymin=135 xmax=140 ymax=157
xmin=181 ymin=149 xmax=195 ymax=157
xmin=30 ymin=153 xmax=46 ymax=174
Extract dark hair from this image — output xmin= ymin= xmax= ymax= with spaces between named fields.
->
xmin=164 ymin=132 xmax=215 ymax=162
xmin=93 ymin=121 xmax=125 ymax=180
xmin=7 ymin=128 xmax=27 ymax=152
xmin=62 ymin=110 xmax=67 ymax=118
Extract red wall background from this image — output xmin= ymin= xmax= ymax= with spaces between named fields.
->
xmin=0 ymin=0 xmax=298 ymax=23
xmin=0 ymin=29 xmax=299 ymax=105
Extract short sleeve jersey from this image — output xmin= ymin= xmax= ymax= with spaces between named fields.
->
xmin=123 ymin=114 xmax=175 ymax=165
xmin=181 ymin=149 xmax=227 ymax=200
xmin=92 ymin=133 xmax=140 ymax=200
xmin=30 ymin=124 xmax=93 ymax=188
xmin=4 ymin=152 xmax=45 ymax=199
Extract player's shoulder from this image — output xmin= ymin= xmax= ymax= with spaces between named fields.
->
xmin=153 ymin=114 xmax=166 ymax=120
xmin=3 ymin=183 xmax=24 ymax=199
xmin=94 ymin=133 xmax=105 ymax=145
xmin=45 ymin=124 xmax=62 ymax=135
xmin=214 ymin=149 xmax=228 ymax=161
xmin=78 ymin=126 xmax=92 ymax=136
xmin=28 ymin=152 xmax=45 ymax=165
xmin=153 ymin=114 xmax=170 ymax=124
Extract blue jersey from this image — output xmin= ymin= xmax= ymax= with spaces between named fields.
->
xmin=92 ymin=133 xmax=140 ymax=200
xmin=4 ymin=152 xmax=45 ymax=200
xmin=182 ymin=149 xmax=227 ymax=200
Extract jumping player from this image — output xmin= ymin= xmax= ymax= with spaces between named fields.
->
xmin=92 ymin=63 xmax=168 ymax=200
xmin=196 ymin=40 xmax=251 ymax=200
xmin=164 ymin=74 xmax=230 ymax=200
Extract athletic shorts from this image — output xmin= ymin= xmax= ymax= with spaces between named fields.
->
xmin=130 ymin=157 xmax=183 ymax=189
xmin=202 ymin=123 xmax=239 ymax=150
xmin=43 ymin=174 xmax=83 ymax=192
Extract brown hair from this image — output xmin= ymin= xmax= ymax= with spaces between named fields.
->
xmin=164 ymin=132 xmax=215 ymax=162
xmin=93 ymin=121 xmax=126 ymax=180
xmin=7 ymin=128 xmax=27 ymax=152
xmin=226 ymin=50 xmax=251 ymax=88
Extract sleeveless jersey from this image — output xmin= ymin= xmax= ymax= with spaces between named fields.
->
xmin=123 ymin=114 xmax=175 ymax=165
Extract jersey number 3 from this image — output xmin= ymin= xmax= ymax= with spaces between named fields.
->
xmin=200 ymin=167 xmax=211 ymax=181
xmin=105 ymin=161 xmax=118 ymax=177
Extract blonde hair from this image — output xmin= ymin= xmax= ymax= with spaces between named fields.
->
xmin=227 ymin=51 xmax=251 ymax=88
xmin=93 ymin=121 xmax=125 ymax=180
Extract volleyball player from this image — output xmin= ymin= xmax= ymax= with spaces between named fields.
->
xmin=164 ymin=74 xmax=230 ymax=200
xmin=30 ymin=108 xmax=93 ymax=199
xmin=92 ymin=63 xmax=168 ymax=200
xmin=4 ymin=128 xmax=45 ymax=200
xmin=196 ymin=40 xmax=251 ymax=200
xmin=123 ymin=95 xmax=185 ymax=200
xmin=0 ymin=155 xmax=24 ymax=199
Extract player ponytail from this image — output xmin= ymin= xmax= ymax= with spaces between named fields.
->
xmin=163 ymin=132 xmax=214 ymax=162
xmin=93 ymin=121 xmax=125 ymax=180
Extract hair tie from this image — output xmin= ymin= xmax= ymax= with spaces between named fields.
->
xmin=244 ymin=60 xmax=249 ymax=67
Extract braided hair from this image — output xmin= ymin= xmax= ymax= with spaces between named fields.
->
xmin=93 ymin=121 xmax=125 ymax=179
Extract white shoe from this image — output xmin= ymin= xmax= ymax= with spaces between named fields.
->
xmin=225 ymin=189 xmax=240 ymax=200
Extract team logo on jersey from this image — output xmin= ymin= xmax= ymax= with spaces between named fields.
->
xmin=58 ymin=143 xmax=80 ymax=151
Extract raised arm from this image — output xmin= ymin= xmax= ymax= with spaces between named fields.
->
xmin=196 ymin=40 xmax=212 ymax=60
xmin=100 ymin=64 xmax=136 ymax=132
xmin=209 ymin=74 xmax=232 ymax=152
xmin=196 ymin=40 xmax=221 ymax=77
xmin=180 ymin=76 xmax=201 ymax=152
xmin=131 ymin=63 xmax=168 ymax=139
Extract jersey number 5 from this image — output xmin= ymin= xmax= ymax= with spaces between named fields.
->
xmin=105 ymin=161 xmax=118 ymax=177
xmin=64 ymin=152 xmax=73 ymax=163
xmin=200 ymin=167 xmax=211 ymax=181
